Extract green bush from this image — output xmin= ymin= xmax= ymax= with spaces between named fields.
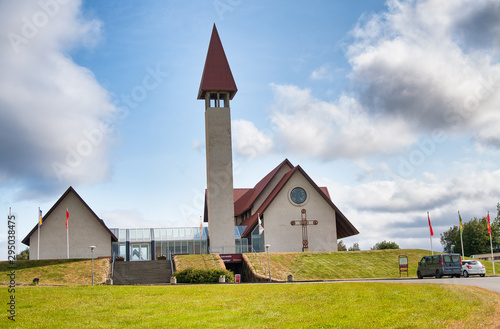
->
xmin=175 ymin=268 xmax=234 ymax=283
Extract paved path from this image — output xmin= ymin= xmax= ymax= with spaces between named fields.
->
xmin=336 ymin=276 xmax=500 ymax=294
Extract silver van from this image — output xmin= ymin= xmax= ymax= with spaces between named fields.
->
xmin=417 ymin=254 xmax=462 ymax=279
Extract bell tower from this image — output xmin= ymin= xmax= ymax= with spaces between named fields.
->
xmin=198 ymin=25 xmax=237 ymax=254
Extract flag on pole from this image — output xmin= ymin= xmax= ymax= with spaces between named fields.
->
xmin=458 ymin=212 xmax=463 ymax=234
xmin=39 ymin=209 xmax=43 ymax=227
xmin=486 ymin=212 xmax=491 ymax=234
xmin=66 ymin=209 xmax=70 ymax=228
xmin=458 ymin=211 xmax=465 ymax=258
xmin=258 ymin=213 xmax=264 ymax=235
xmin=427 ymin=212 xmax=434 ymax=236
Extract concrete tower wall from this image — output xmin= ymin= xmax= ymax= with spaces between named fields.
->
xmin=205 ymin=103 xmax=236 ymax=253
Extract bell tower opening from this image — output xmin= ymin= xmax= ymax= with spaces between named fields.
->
xmin=207 ymin=92 xmax=229 ymax=108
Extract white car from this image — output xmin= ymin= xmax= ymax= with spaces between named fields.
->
xmin=461 ymin=260 xmax=486 ymax=277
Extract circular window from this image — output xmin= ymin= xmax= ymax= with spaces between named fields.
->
xmin=290 ymin=187 xmax=307 ymax=204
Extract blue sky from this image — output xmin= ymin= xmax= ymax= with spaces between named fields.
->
xmin=2 ymin=0 xmax=500 ymax=259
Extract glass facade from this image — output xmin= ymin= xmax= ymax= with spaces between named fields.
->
xmin=110 ymin=225 xmax=260 ymax=261
xmin=111 ymin=227 xmax=209 ymax=261
xmin=251 ymin=225 xmax=265 ymax=252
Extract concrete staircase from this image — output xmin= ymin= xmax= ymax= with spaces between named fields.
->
xmin=113 ymin=260 xmax=172 ymax=285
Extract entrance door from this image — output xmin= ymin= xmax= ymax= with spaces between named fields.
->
xmin=130 ymin=244 xmax=149 ymax=261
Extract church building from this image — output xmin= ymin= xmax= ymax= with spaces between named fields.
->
xmin=200 ymin=25 xmax=358 ymax=253
xmin=22 ymin=25 xmax=358 ymax=260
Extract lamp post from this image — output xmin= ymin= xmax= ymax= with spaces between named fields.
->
xmin=265 ymin=244 xmax=271 ymax=282
xmin=90 ymin=246 xmax=96 ymax=285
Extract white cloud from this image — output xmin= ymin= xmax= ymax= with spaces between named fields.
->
xmin=310 ymin=64 xmax=335 ymax=81
xmin=232 ymin=119 xmax=273 ymax=158
xmin=0 ymin=1 xmax=116 ymax=196
xmin=347 ymin=0 xmax=500 ymax=143
xmin=324 ymin=164 xmax=500 ymax=250
xmin=267 ymin=84 xmax=415 ymax=160
xmin=101 ymin=209 xmax=161 ymax=229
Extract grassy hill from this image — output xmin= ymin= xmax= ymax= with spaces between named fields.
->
xmin=0 ymin=258 xmax=109 ymax=286
xmin=244 ymin=249 xmax=500 ymax=281
xmin=3 ymin=250 xmax=499 ymax=286
xmin=173 ymin=254 xmax=224 ymax=271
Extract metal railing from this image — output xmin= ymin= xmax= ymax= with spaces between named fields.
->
xmin=251 ymin=247 xmax=267 ymax=275
xmin=208 ymin=247 xmax=218 ymax=268
xmin=169 ymin=250 xmax=174 ymax=274
xmin=111 ymin=252 xmax=115 ymax=279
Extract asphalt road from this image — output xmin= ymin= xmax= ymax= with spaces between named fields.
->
xmin=339 ymin=276 xmax=500 ymax=294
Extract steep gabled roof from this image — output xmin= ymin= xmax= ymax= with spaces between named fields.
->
xmin=234 ymin=159 xmax=294 ymax=217
xmin=197 ymin=24 xmax=238 ymax=100
xmin=240 ymin=165 xmax=359 ymax=239
xmin=22 ymin=186 xmax=118 ymax=245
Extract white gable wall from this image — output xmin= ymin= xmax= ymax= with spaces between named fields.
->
xmin=262 ymin=173 xmax=338 ymax=252
xmin=29 ymin=191 xmax=112 ymax=259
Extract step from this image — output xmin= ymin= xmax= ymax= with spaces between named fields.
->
xmin=113 ymin=260 xmax=172 ymax=285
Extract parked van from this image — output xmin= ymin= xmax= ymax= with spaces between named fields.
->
xmin=417 ymin=254 xmax=462 ymax=279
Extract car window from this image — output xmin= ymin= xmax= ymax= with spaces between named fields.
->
xmin=432 ymin=256 xmax=439 ymax=264
xmin=451 ymin=255 xmax=460 ymax=263
xmin=470 ymin=260 xmax=478 ymax=265
xmin=443 ymin=255 xmax=451 ymax=263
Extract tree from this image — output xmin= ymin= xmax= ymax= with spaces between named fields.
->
xmin=440 ymin=204 xmax=500 ymax=256
xmin=371 ymin=240 xmax=399 ymax=250
xmin=337 ymin=240 xmax=347 ymax=251
xmin=440 ymin=225 xmax=459 ymax=253
xmin=16 ymin=247 xmax=29 ymax=260
xmin=348 ymin=242 xmax=360 ymax=251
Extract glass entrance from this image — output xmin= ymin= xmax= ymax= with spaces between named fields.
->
xmin=130 ymin=243 xmax=149 ymax=261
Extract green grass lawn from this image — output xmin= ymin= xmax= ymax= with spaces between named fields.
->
xmin=2 ymin=283 xmax=499 ymax=328
xmin=0 ymin=259 xmax=109 ymax=286
xmin=3 ymin=250 xmax=499 ymax=286
xmin=244 ymin=249 xmax=500 ymax=281
xmin=174 ymin=254 xmax=225 ymax=271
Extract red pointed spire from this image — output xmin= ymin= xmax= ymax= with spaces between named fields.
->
xmin=198 ymin=24 xmax=238 ymax=100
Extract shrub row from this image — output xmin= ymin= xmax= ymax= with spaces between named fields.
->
xmin=175 ymin=268 xmax=234 ymax=283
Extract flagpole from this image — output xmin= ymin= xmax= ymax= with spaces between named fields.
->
xmin=67 ymin=225 xmax=69 ymax=259
xmin=458 ymin=211 xmax=464 ymax=258
xmin=66 ymin=208 xmax=69 ymax=259
xmin=428 ymin=212 xmax=433 ymax=255
xmin=488 ymin=211 xmax=495 ymax=276
xmin=37 ymin=207 xmax=40 ymax=260
xmin=200 ymin=216 xmax=202 ymax=255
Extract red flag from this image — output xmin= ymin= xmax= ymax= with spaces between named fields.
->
xmin=66 ymin=209 xmax=70 ymax=228
xmin=487 ymin=212 xmax=491 ymax=235
xmin=427 ymin=213 xmax=434 ymax=236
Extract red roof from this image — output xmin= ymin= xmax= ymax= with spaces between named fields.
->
xmin=198 ymin=24 xmax=238 ymax=100
xmin=238 ymin=162 xmax=359 ymax=239
xmin=203 ymin=159 xmax=359 ymax=239
xmin=234 ymin=159 xmax=294 ymax=216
